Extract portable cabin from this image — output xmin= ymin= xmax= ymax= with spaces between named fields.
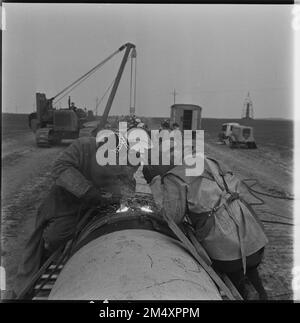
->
xmin=170 ymin=104 xmax=202 ymax=131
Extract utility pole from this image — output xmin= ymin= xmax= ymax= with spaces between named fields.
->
xmin=171 ymin=89 xmax=178 ymax=105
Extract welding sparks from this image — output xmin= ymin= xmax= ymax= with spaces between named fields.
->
xmin=116 ymin=205 xmax=129 ymax=213
xmin=140 ymin=206 xmax=153 ymax=213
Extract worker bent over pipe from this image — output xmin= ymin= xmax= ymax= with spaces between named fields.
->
xmin=143 ymin=158 xmax=269 ymax=300
xmin=13 ymin=136 xmax=138 ymax=298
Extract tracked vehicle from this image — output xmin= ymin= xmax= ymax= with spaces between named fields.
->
xmin=28 ymin=43 xmax=137 ymax=146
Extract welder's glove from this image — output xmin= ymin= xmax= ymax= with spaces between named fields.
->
xmin=83 ymin=187 xmax=121 ymax=207
xmin=102 ymin=192 xmax=122 ymax=206
xmin=83 ymin=187 xmax=106 ymax=206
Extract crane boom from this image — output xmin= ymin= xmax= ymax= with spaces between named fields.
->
xmin=29 ymin=43 xmax=136 ymax=145
xmin=52 ymin=44 xmax=127 ymax=103
xmin=98 ymin=42 xmax=136 ymax=131
xmin=130 ymin=48 xmax=137 ymax=116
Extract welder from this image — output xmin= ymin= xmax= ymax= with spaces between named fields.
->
xmin=14 ymin=134 xmax=138 ymax=298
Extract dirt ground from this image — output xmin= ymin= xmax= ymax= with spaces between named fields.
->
xmin=1 ymin=125 xmax=294 ymax=300
xmin=1 ymin=131 xmax=68 ymax=298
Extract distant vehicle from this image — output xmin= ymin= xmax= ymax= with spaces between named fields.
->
xmin=28 ymin=94 xmax=93 ymax=147
xmin=218 ymin=123 xmax=240 ymax=142
xmin=218 ymin=123 xmax=257 ymax=149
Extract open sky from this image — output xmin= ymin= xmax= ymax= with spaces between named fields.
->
xmin=2 ymin=3 xmax=293 ymax=118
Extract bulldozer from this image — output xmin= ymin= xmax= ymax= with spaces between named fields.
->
xmin=28 ymin=95 xmax=93 ymax=146
xmin=28 ymin=43 xmax=137 ymax=146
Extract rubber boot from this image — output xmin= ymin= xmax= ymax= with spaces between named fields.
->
xmin=246 ymin=267 xmax=268 ymax=300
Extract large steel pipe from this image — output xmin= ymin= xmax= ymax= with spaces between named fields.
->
xmin=49 ymin=229 xmax=221 ymax=300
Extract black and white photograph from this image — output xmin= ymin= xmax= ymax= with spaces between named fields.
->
xmin=1 ymin=2 xmax=298 ymax=304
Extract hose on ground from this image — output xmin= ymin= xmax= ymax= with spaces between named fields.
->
xmin=241 ymin=178 xmax=294 ymax=226
xmin=242 ymin=178 xmax=294 ymax=201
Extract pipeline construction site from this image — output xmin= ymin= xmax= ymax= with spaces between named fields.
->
xmin=1 ymin=111 xmax=293 ymax=300
xmin=1 ymin=4 xmax=295 ymax=301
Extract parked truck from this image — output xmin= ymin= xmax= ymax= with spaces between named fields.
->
xmin=218 ymin=123 xmax=257 ymax=149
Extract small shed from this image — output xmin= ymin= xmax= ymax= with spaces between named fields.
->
xmin=170 ymin=104 xmax=202 ymax=130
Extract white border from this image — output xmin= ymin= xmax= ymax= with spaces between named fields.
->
xmin=293 ymin=4 xmax=300 ymax=301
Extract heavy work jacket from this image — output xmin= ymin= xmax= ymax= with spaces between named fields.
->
xmin=147 ymin=159 xmax=268 ymax=264
xmin=42 ymin=137 xmax=138 ymax=220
